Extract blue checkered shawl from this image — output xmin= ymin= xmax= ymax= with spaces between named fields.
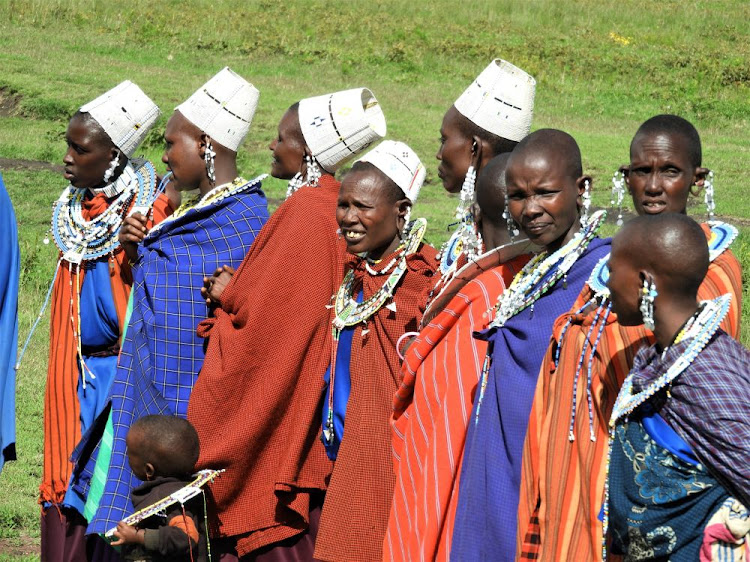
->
xmin=87 ymin=176 xmax=269 ymax=534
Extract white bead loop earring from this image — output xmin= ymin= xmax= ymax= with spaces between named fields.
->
xmin=102 ymin=152 xmax=120 ymax=184
xmin=580 ymin=179 xmax=592 ymax=226
xmin=703 ymin=170 xmax=715 ymax=220
xmin=285 ymin=172 xmax=305 ymax=199
xmin=455 ymin=165 xmax=476 ymax=221
xmin=204 ymin=139 xmax=216 ymax=183
xmin=502 ymin=200 xmax=520 ymax=241
xmin=610 ymin=169 xmax=626 ymax=226
xmin=401 ymin=206 xmax=412 ymax=239
xmin=305 ymin=155 xmax=321 ymax=187
xmin=639 ymin=278 xmax=658 ymax=331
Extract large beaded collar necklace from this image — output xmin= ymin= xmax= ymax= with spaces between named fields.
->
xmin=323 ymin=218 xmax=426 ymax=446
xmin=148 ymin=174 xmax=267 ymax=237
xmin=601 ymin=294 xmax=730 ymax=560
xmin=490 ymin=210 xmax=606 ymax=328
xmin=50 ymin=159 xmax=158 ymax=265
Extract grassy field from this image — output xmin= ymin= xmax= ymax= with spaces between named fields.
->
xmin=0 ymin=0 xmax=748 ymax=558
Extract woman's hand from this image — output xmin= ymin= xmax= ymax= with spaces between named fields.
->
xmin=201 ymin=265 xmax=236 ymax=307
xmin=119 ymin=213 xmax=150 ymax=263
xmin=110 ymin=521 xmax=145 ymax=546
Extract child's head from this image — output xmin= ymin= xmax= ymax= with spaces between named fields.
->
xmin=126 ymin=415 xmax=200 ymax=481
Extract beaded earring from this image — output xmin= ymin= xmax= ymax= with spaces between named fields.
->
xmin=703 ymin=170 xmax=715 ymax=220
xmin=455 ymin=165 xmax=476 ymax=220
xmin=285 ymin=172 xmax=305 ymax=199
xmin=204 ymin=139 xmax=216 ymax=183
xmin=401 ymin=206 xmax=412 ymax=239
xmin=639 ymin=278 xmax=658 ymax=331
xmin=305 ymin=155 xmax=321 ymax=187
xmin=502 ymin=200 xmax=520 ymax=241
xmin=580 ymin=179 xmax=592 ymax=226
xmin=102 ymin=152 xmax=120 ymax=184
xmin=610 ymin=169 xmax=626 ymax=226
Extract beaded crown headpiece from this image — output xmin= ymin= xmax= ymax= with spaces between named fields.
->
xmin=357 ymin=140 xmax=425 ymax=203
xmin=454 ymin=59 xmax=536 ymax=142
xmin=175 ymin=67 xmax=259 ymax=152
xmin=80 ymin=81 xmax=160 ymax=158
xmin=299 ymin=87 xmax=387 ymax=173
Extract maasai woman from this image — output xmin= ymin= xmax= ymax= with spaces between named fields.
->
xmin=605 ymin=213 xmax=749 ymax=561
xmin=313 ymin=140 xmax=436 ymax=562
xmin=82 ymin=67 xmax=269 ymax=538
xmin=0 ymin=173 xmax=19 ymax=475
xmin=187 ymin=89 xmax=385 ymax=559
xmin=429 ymin=59 xmax=535 ymax=313
xmin=39 ymin=81 xmax=165 ymax=561
xmin=385 ymin=154 xmax=531 ymax=561
xmin=450 ymin=129 xmax=610 ymax=561
xmin=516 ymin=115 xmax=743 ymax=562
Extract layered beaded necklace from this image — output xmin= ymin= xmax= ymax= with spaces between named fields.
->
xmin=491 ymin=210 xmax=606 ymax=328
xmin=601 ymin=294 xmax=730 ymax=560
xmin=49 ymin=159 xmax=158 ymax=264
xmin=323 ymin=218 xmax=426 ymax=445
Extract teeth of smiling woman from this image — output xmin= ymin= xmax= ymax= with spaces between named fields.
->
xmin=346 ymin=231 xmax=364 ymax=240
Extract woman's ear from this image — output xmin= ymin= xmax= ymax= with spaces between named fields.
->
xmin=620 ymin=164 xmax=632 ymax=191
xmin=691 ymin=166 xmax=710 ymax=195
xmin=397 ymin=199 xmax=411 ymax=219
xmin=470 ymin=135 xmax=483 ymax=168
xmin=144 ymin=462 xmax=156 ymax=481
xmin=575 ymin=175 xmax=592 ymax=205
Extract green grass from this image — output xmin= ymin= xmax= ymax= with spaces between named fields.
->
xmin=0 ymin=0 xmax=748 ymax=557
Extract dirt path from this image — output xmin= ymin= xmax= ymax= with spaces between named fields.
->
xmin=0 ymin=534 xmax=39 ymax=557
xmin=0 ymin=157 xmax=62 ymax=173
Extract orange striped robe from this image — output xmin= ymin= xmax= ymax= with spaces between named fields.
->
xmin=516 ymin=229 xmax=742 ymax=561
xmin=41 ymin=192 xmax=171 ymax=505
xmin=386 ymin=254 xmax=529 ymax=562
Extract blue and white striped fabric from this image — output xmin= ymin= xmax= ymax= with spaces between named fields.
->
xmin=87 ymin=176 xmax=269 ymax=534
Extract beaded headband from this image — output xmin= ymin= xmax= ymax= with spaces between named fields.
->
xmin=357 ymin=140 xmax=425 ymax=203
xmin=176 ymin=67 xmax=259 ymax=152
xmin=80 ymin=81 xmax=161 ymax=158
xmin=454 ymin=59 xmax=536 ymax=142
xmin=299 ymin=87 xmax=387 ymax=173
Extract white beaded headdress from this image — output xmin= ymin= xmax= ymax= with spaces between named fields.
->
xmin=299 ymin=87 xmax=387 ymax=173
xmin=80 ymin=81 xmax=160 ymax=158
xmin=175 ymin=67 xmax=259 ymax=152
xmin=454 ymin=59 xmax=536 ymax=142
xmin=357 ymin=140 xmax=425 ymax=203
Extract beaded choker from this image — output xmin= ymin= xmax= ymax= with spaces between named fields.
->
xmin=491 ymin=210 xmax=606 ymax=328
xmin=323 ymin=218 xmax=427 ymax=445
xmin=50 ymin=159 xmax=158 ymax=265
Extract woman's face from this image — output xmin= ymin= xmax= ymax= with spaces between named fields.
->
xmin=162 ymin=111 xmax=206 ymax=191
xmin=505 ymin=151 xmax=584 ymax=253
xmin=436 ymin=106 xmax=474 ymax=194
xmin=62 ymin=114 xmax=118 ymax=189
xmin=626 ymin=131 xmax=698 ymax=216
xmin=336 ymin=169 xmax=407 ymax=260
xmin=269 ymin=108 xmax=307 ymax=180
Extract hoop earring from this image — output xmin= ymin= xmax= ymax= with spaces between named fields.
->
xmin=305 ymin=155 xmax=321 ymax=187
xmin=455 ymin=165 xmax=476 ymax=220
xmin=204 ymin=139 xmax=216 ymax=183
xmin=703 ymin=170 xmax=715 ymax=220
xmin=580 ymin=179 xmax=591 ymax=226
xmin=102 ymin=152 xmax=120 ymax=184
xmin=610 ymin=169 xmax=626 ymax=226
xmin=639 ymin=278 xmax=658 ymax=331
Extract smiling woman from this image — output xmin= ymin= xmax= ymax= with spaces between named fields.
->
xmin=315 ymin=141 xmax=437 ymax=562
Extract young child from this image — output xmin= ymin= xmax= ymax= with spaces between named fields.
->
xmin=111 ymin=415 xmax=204 ymax=561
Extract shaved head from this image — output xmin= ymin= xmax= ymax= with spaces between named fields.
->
xmin=632 ymin=114 xmax=702 ymax=168
xmin=507 ymin=129 xmax=583 ymax=181
xmin=476 ymin=153 xmax=510 ymax=226
xmin=614 ymin=213 xmax=708 ymax=299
